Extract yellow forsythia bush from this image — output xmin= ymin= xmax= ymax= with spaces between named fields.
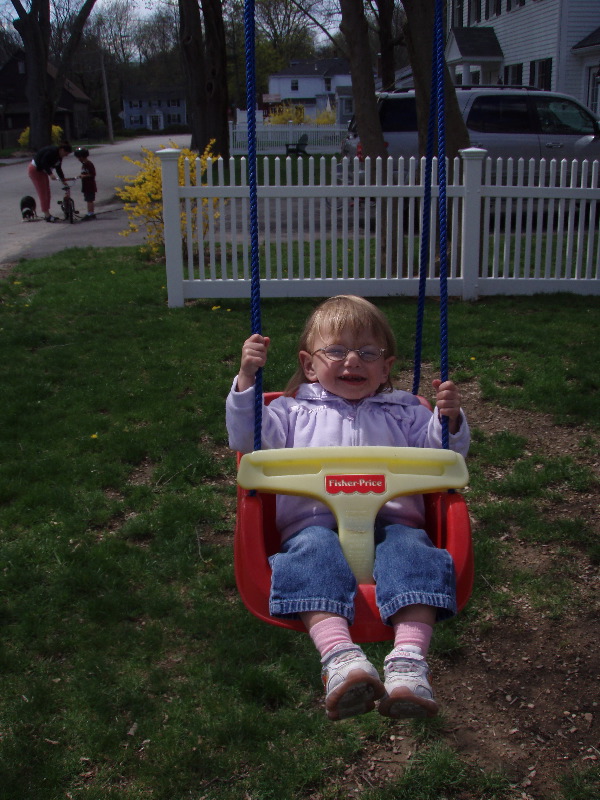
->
xmin=267 ymin=105 xmax=335 ymax=125
xmin=267 ymin=104 xmax=306 ymax=124
xmin=18 ymin=125 xmax=65 ymax=148
xmin=116 ymin=140 xmax=219 ymax=256
xmin=313 ymin=108 xmax=336 ymax=125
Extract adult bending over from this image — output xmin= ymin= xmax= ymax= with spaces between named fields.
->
xmin=27 ymin=142 xmax=73 ymax=222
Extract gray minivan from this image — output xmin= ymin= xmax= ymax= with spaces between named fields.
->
xmin=341 ymin=86 xmax=600 ymax=165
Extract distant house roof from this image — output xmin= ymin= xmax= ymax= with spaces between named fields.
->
xmin=572 ymin=25 xmax=600 ymax=52
xmin=0 ymin=51 xmax=90 ymax=105
xmin=447 ymin=27 xmax=504 ymax=62
xmin=47 ymin=63 xmax=90 ymax=103
xmin=271 ymin=58 xmax=350 ymax=78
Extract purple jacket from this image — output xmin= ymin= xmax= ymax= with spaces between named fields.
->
xmin=226 ymin=380 xmax=470 ymax=542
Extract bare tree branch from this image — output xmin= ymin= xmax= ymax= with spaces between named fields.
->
xmin=286 ymin=0 xmax=348 ymax=58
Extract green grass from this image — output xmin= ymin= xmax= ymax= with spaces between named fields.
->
xmin=360 ymin=742 xmax=511 ymax=799
xmin=1 ymin=249 xmax=599 ymax=799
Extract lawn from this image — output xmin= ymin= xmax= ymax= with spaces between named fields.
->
xmin=1 ymin=247 xmax=599 ymax=800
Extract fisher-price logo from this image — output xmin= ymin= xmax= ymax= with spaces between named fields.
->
xmin=325 ymin=475 xmax=386 ymax=495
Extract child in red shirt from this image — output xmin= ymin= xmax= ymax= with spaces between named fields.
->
xmin=74 ymin=147 xmax=97 ymax=221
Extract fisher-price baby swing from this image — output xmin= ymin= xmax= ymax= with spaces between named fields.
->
xmin=234 ymin=0 xmax=473 ymax=642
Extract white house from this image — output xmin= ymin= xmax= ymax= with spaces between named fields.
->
xmin=121 ymin=86 xmax=188 ymax=131
xmin=266 ymin=59 xmax=352 ymax=121
xmin=445 ymin=0 xmax=600 ymax=113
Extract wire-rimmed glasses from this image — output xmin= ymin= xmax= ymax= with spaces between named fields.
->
xmin=311 ymin=345 xmax=386 ymax=363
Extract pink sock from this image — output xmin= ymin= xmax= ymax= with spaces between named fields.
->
xmin=308 ymin=616 xmax=354 ymax=659
xmin=392 ymin=621 xmax=433 ymax=656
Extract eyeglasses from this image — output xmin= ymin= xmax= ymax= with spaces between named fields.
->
xmin=312 ymin=345 xmax=386 ymax=363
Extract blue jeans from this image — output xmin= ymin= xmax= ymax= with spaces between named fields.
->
xmin=269 ymin=523 xmax=456 ymax=624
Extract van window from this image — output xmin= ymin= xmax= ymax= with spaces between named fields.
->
xmin=534 ymin=98 xmax=597 ymax=135
xmin=379 ymin=98 xmax=418 ymax=133
xmin=467 ymin=96 xmax=533 ymax=134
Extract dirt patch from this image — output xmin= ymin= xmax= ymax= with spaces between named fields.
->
xmin=0 ymin=262 xmax=19 ymax=281
xmin=128 ymin=457 xmax=156 ymax=487
xmin=338 ymin=377 xmax=600 ymax=799
xmin=344 ymin=555 xmax=599 ymax=799
xmin=436 ymin=610 xmax=599 ymax=796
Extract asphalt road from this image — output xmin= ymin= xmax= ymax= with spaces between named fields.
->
xmin=0 ymin=134 xmax=191 ymax=268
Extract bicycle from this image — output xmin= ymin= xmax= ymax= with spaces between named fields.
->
xmin=58 ymin=180 xmax=80 ymax=224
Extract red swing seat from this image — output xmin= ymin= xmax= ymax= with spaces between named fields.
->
xmin=234 ymin=392 xmax=474 ymax=643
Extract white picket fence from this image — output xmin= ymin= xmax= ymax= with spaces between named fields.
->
xmin=228 ymin=122 xmax=348 ymax=155
xmin=158 ymin=148 xmax=600 ymax=307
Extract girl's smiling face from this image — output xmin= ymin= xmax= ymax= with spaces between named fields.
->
xmin=299 ymin=326 xmax=395 ymax=401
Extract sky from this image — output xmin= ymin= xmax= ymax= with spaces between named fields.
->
xmin=93 ymin=0 xmax=158 ymax=16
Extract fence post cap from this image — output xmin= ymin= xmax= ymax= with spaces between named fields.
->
xmin=156 ymin=148 xmax=181 ymax=160
xmin=459 ymin=147 xmax=487 ymax=159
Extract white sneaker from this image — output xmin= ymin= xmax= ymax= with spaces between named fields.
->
xmin=321 ymin=646 xmax=385 ymax=721
xmin=378 ymin=646 xmax=439 ymax=719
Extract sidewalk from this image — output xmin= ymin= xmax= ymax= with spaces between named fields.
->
xmin=0 ymin=135 xmax=191 ymax=269
xmin=0 ymin=157 xmax=30 ymax=166
xmin=4 ymin=202 xmax=146 ymax=267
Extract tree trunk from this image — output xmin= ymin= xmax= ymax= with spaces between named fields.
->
xmin=401 ymin=0 xmax=470 ymax=161
xmin=13 ymin=1 xmax=52 ymax=150
xmin=376 ymin=0 xmax=396 ymax=91
xmin=339 ymin=0 xmax=397 ymax=267
xmin=200 ymin=0 xmax=230 ymax=159
xmin=178 ymin=0 xmax=208 ymax=152
xmin=339 ymin=0 xmax=387 ymax=161
xmin=179 ymin=0 xmax=230 ymax=159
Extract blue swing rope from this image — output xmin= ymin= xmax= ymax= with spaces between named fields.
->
xmin=411 ymin=63 xmax=437 ymax=396
xmin=412 ymin=0 xmax=450 ymax=449
xmin=243 ymin=0 xmax=263 ymax=453
xmin=244 ymin=0 xmax=449 ymax=451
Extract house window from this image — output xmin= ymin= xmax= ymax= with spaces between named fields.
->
xmin=168 ymin=98 xmax=181 ymax=107
xmin=587 ymin=66 xmax=600 ymax=115
xmin=453 ymin=0 xmax=464 ymax=26
xmin=494 ymin=0 xmax=502 ymax=14
xmin=324 ymin=78 xmax=331 ymax=91
xmin=129 ymin=115 xmax=143 ymax=125
xmin=166 ymin=113 xmax=182 ymax=125
xmin=291 ymin=79 xmax=298 ymax=92
xmin=530 ymin=58 xmax=552 ymax=91
xmin=129 ymin=100 xmax=142 ymax=108
xmin=342 ymin=97 xmax=354 ymax=116
xmin=468 ymin=0 xmax=481 ymax=24
xmin=503 ymin=63 xmax=523 ymax=85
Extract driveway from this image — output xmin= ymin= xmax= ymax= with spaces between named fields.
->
xmin=0 ymin=134 xmax=191 ymax=269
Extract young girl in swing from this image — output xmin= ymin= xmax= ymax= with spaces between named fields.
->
xmin=226 ymin=295 xmax=470 ymax=721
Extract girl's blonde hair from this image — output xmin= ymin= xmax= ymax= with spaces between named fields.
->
xmin=284 ymin=295 xmax=397 ymax=396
